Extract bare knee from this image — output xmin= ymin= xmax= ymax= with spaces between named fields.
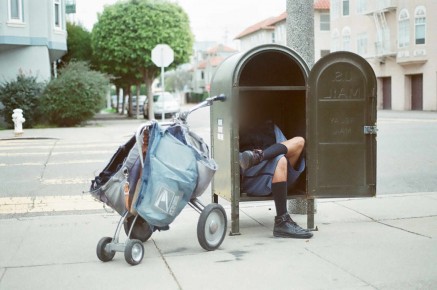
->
xmin=272 ymin=157 xmax=287 ymax=183
xmin=293 ymin=137 xmax=305 ymax=151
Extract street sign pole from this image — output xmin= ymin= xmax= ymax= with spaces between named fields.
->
xmin=152 ymin=44 xmax=174 ymax=122
xmin=161 ymin=65 xmax=165 ymax=121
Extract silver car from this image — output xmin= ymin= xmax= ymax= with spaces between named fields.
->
xmin=143 ymin=92 xmax=180 ymax=119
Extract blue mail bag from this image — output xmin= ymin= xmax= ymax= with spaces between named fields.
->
xmin=135 ymin=122 xmax=198 ymax=227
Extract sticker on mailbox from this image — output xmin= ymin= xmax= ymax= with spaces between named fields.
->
xmin=217 ymin=119 xmax=224 ymax=141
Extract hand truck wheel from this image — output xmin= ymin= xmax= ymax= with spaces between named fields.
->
xmin=96 ymin=237 xmax=116 ymax=262
xmin=197 ymin=203 xmax=227 ymax=251
xmin=124 ymin=239 xmax=144 ymax=265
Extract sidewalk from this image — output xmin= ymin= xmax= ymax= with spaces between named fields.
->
xmin=1 ymin=192 xmax=436 ymax=290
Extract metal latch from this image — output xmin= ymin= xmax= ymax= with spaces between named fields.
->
xmin=364 ymin=126 xmax=378 ymax=135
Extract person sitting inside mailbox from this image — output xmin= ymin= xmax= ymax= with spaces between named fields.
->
xmin=238 ymin=100 xmax=313 ymax=239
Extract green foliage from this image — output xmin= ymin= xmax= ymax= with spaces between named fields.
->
xmin=91 ymin=0 xmax=194 ymax=116
xmin=61 ymin=22 xmax=93 ymax=67
xmin=0 ymin=73 xmax=44 ymax=128
xmin=40 ymin=61 xmax=109 ymax=127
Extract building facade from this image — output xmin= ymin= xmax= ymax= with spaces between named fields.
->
xmin=235 ymin=0 xmax=331 ymax=63
xmin=331 ymin=0 xmax=437 ymax=111
xmin=0 ymin=0 xmax=67 ymax=82
xmin=191 ymin=43 xmax=237 ymax=94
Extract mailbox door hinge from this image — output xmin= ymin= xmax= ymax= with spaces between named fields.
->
xmin=364 ymin=125 xmax=378 ymax=135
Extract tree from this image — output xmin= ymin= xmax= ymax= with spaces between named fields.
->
xmin=40 ymin=61 xmax=109 ymax=127
xmin=61 ymin=22 xmax=93 ymax=67
xmin=91 ymin=0 xmax=193 ymax=119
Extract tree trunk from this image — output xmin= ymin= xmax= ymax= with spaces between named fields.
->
xmin=115 ymin=86 xmax=121 ymax=113
xmin=127 ymin=86 xmax=132 ymax=117
xmin=145 ymin=71 xmax=155 ymax=121
xmin=136 ymin=83 xmax=140 ymax=119
xmin=121 ymin=86 xmax=128 ymax=115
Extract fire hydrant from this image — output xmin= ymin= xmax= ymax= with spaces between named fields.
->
xmin=12 ymin=109 xmax=25 ymax=136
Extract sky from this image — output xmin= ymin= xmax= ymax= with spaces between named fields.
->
xmin=73 ymin=0 xmax=286 ymax=48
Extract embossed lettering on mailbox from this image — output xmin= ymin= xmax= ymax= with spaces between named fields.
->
xmin=319 ymin=66 xmax=363 ymax=100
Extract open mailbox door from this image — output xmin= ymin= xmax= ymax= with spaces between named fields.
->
xmin=307 ymin=51 xmax=377 ymax=198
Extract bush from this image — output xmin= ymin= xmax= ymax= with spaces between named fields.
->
xmin=0 ymin=73 xmax=44 ymax=128
xmin=41 ymin=61 xmax=109 ymax=127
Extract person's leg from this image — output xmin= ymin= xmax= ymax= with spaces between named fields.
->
xmin=272 ymin=157 xmax=312 ymax=239
xmin=239 ymin=143 xmax=288 ymax=170
xmin=239 ymin=137 xmax=304 ymax=171
xmin=272 ymin=157 xmax=288 ymax=217
xmin=281 ymin=137 xmax=305 ymax=168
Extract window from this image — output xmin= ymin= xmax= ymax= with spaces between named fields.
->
xmin=320 ymin=13 xmax=330 ymax=31
xmin=356 ymin=0 xmax=367 ymax=14
xmin=415 ymin=6 xmax=426 ymax=45
xmin=357 ymin=33 xmax=368 ymax=56
xmin=8 ymin=0 xmax=23 ymax=22
xmin=398 ymin=9 xmax=410 ymax=48
xmin=271 ymin=32 xmax=276 ymax=43
xmin=342 ymin=0 xmax=350 ymax=16
xmin=54 ymin=0 xmax=63 ymax=29
xmin=342 ymin=27 xmax=351 ymax=51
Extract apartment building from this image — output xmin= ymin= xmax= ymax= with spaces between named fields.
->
xmin=331 ymin=0 xmax=437 ymax=110
xmin=0 ymin=0 xmax=67 ymax=82
xmin=191 ymin=43 xmax=237 ymax=94
xmin=235 ymin=0 xmax=331 ymax=63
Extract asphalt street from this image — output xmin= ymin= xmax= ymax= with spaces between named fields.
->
xmin=1 ymin=109 xmax=437 ymax=202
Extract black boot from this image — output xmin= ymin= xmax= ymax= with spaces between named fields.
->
xmin=273 ymin=214 xmax=313 ymax=239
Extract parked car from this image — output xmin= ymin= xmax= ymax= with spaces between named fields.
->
xmin=126 ymin=95 xmax=147 ymax=115
xmin=143 ymin=92 xmax=180 ymax=119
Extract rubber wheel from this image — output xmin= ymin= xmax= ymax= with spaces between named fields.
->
xmin=124 ymin=239 xmax=144 ymax=266
xmin=197 ymin=203 xmax=227 ymax=251
xmin=124 ymin=215 xmax=153 ymax=242
xmin=96 ymin=237 xmax=116 ymax=262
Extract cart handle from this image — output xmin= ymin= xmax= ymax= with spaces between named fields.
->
xmin=178 ymin=94 xmax=226 ymax=123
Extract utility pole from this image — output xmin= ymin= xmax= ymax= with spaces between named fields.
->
xmin=286 ymin=0 xmax=317 ymax=220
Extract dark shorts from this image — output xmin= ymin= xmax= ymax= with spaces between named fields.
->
xmin=241 ymin=155 xmax=305 ymax=196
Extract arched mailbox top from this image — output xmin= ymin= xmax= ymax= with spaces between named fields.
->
xmin=308 ymin=51 xmax=377 ymax=101
xmin=211 ymin=44 xmax=310 ymax=93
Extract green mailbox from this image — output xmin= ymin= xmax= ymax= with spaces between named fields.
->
xmin=210 ymin=44 xmax=377 ymax=235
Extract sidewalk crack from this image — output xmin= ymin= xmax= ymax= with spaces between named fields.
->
xmin=0 ymin=267 xmax=6 ymax=284
xmin=40 ymin=140 xmax=58 ymax=181
xmin=305 ymin=247 xmax=379 ymax=289
xmin=335 ymin=203 xmax=432 ymax=239
xmin=152 ymin=239 xmax=183 ymax=290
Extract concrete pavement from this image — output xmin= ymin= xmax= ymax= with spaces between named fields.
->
xmin=1 ymin=193 xmax=436 ymax=290
xmin=1 ymin=113 xmax=437 ymax=290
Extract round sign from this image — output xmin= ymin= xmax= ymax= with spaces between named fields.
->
xmin=152 ymin=44 xmax=174 ymax=68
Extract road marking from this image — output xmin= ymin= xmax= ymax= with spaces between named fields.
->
xmin=41 ymin=178 xmax=91 ymax=185
xmin=0 ymin=160 xmax=106 ymax=167
xmin=0 ymin=150 xmax=113 ymax=157
xmin=0 ymin=195 xmax=105 ymax=214
xmin=0 ymin=143 xmax=121 ymax=151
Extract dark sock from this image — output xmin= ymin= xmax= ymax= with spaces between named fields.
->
xmin=263 ymin=143 xmax=288 ymax=161
xmin=272 ymin=182 xmax=288 ymax=216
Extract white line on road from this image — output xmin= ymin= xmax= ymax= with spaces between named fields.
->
xmin=0 ymin=150 xmax=113 ymax=157
xmin=0 ymin=195 xmax=105 ymax=215
xmin=0 ymin=160 xmax=106 ymax=167
xmin=40 ymin=178 xmax=91 ymax=185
